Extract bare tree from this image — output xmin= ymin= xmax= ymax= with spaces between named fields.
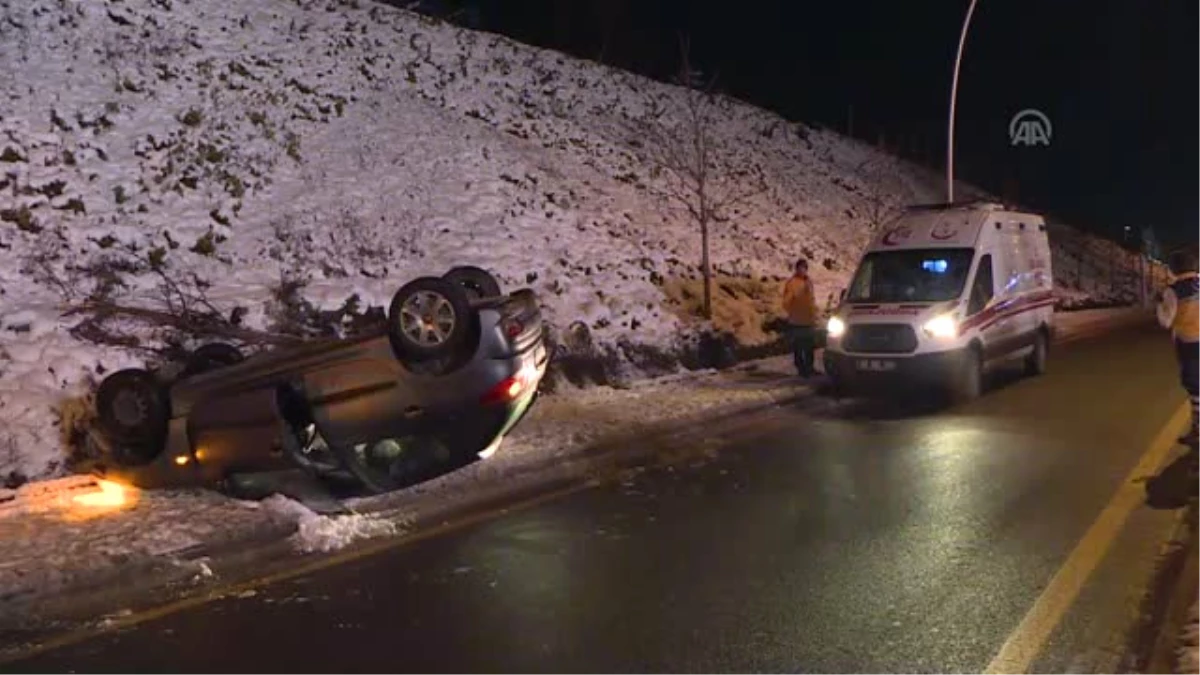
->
xmin=864 ymin=188 xmax=905 ymax=233
xmin=588 ymin=0 xmax=629 ymax=65
xmin=854 ymin=156 xmax=906 ymax=232
xmin=626 ymin=35 xmax=767 ymax=320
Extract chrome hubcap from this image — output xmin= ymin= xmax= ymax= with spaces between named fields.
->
xmin=398 ymin=291 xmax=456 ymax=346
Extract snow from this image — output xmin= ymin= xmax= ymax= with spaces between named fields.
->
xmin=0 ymin=0 xmax=1163 ymax=480
xmin=0 ymin=481 xmax=288 ymax=608
xmin=258 ymin=493 xmax=407 ymax=554
xmin=0 ymin=481 xmax=402 ymax=614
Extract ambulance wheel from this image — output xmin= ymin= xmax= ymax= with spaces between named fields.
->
xmin=1024 ymin=330 xmax=1048 ymax=377
xmin=950 ymin=347 xmax=983 ymax=404
xmin=823 ymin=364 xmax=849 ymax=399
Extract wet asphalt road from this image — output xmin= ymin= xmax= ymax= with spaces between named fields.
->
xmin=7 ymin=322 xmax=1193 ymax=673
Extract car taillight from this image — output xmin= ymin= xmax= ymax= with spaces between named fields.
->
xmin=481 ymin=375 xmax=524 ymax=406
xmin=480 ymin=364 xmax=538 ymax=405
xmin=501 ymin=318 xmax=524 ymax=339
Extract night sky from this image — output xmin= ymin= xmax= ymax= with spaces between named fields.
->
xmin=430 ymin=0 xmax=1197 ymax=249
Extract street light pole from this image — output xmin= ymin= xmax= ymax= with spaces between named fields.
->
xmin=946 ymin=0 xmax=980 ymax=203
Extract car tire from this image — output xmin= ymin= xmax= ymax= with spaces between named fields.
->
xmin=1024 ymin=330 xmax=1048 ymax=377
xmin=94 ymin=368 xmax=170 ymax=462
xmin=822 ymin=359 xmax=848 ymax=399
xmin=443 ymin=265 xmax=502 ymax=301
xmin=387 ymin=276 xmax=473 ymax=361
xmin=950 ymin=347 xmax=984 ymax=404
xmin=182 ymin=342 xmax=244 ymax=377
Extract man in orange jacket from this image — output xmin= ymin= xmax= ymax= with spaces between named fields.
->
xmin=782 ymin=258 xmax=818 ymax=377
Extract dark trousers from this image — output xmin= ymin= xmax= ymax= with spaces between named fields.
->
xmin=787 ymin=324 xmax=816 ymax=376
xmin=1177 ymin=339 xmax=1198 ymax=436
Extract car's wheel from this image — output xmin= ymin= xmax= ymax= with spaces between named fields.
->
xmin=1024 ymin=330 xmax=1048 ymax=377
xmin=182 ymin=342 xmax=244 ymax=377
xmin=94 ymin=369 xmax=169 ymax=462
xmin=387 ymin=277 xmax=472 ymax=361
xmin=950 ymin=347 xmax=984 ymax=404
xmin=334 ymin=435 xmax=470 ymax=494
xmin=443 ymin=265 xmax=501 ymax=300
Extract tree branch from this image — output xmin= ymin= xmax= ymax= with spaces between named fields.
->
xmin=63 ymin=301 xmax=305 ymax=346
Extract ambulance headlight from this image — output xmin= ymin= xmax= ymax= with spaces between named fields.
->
xmin=826 ymin=316 xmax=846 ymax=339
xmin=922 ymin=313 xmax=958 ymax=340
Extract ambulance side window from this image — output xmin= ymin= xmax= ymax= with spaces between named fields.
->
xmin=968 ymin=254 xmax=994 ymax=315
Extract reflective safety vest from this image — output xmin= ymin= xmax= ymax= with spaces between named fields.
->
xmin=1159 ymin=272 xmax=1200 ymax=343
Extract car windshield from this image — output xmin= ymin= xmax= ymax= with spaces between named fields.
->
xmin=846 ymin=248 xmax=975 ymax=304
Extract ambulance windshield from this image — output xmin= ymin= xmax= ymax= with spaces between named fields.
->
xmin=846 ymin=248 xmax=975 ymax=303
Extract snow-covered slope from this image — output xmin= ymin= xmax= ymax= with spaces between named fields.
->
xmin=0 ymin=0 xmax=1153 ymax=481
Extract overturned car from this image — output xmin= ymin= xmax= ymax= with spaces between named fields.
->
xmin=88 ymin=267 xmax=549 ymax=495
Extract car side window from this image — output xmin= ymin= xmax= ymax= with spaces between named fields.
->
xmin=968 ymin=254 xmax=994 ymax=315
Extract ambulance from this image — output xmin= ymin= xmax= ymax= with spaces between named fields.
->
xmin=823 ymin=201 xmax=1055 ymax=401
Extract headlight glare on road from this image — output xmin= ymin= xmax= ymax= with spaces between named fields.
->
xmin=826 ymin=316 xmax=846 ymax=339
xmin=922 ymin=313 xmax=958 ymax=339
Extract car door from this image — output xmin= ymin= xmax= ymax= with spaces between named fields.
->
xmin=966 ymin=253 xmax=1001 ymax=356
xmin=988 ymin=225 xmax=1023 ymax=351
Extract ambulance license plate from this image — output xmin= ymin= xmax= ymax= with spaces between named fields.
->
xmin=856 ymin=359 xmax=896 ymax=372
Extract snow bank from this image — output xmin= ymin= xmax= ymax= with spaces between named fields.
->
xmin=0 ymin=0 xmax=1156 ymax=480
xmin=0 ymin=481 xmax=287 ymax=605
xmin=0 ymin=481 xmax=404 ymax=615
xmin=258 ymin=494 xmax=407 ymax=554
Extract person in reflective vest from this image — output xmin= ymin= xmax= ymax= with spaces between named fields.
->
xmin=782 ymin=258 xmax=818 ymax=378
xmin=1157 ymin=248 xmax=1199 ymax=449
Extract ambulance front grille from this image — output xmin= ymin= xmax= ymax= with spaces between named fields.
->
xmin=843 ymin=324 xmax=918 ymax=354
